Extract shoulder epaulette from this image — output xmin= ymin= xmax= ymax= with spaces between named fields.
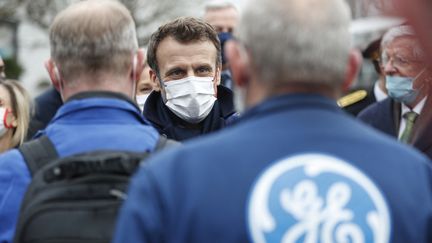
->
xmin=337 ymin=90 xmax=368 ymax=108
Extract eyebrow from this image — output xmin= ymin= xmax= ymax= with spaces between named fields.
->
xmin=165 ymin=67 xmax=185 ymax=76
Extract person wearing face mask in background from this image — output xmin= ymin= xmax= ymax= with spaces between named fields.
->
xmin=203 ymin=1 xmax=239 ymax=90
xmin=144 ymin=17 xmax=238 ymax=141
xmin=0 ymin=80 xmax=32 ymax=153
xmin=358 ymin=25 xmax=432 ymax=158
xmin=135 ymin=53 xmax=159 ymax=112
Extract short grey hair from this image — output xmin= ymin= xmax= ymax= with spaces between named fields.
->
xmin=236 ymin=0 xmax=352 ymax=87
xmin=50 ymin=0 xmax=138 ymax=82
xmin=381 ymin=25 xmax=425 ymax=61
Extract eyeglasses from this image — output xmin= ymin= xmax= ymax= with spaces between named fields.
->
xmin=379 ymin=53 xmax=423 ymax=70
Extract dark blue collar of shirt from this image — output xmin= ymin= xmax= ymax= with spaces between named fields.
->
xmin=238 ymin=93 xmax=342 ymax=123
xmin=50 ymin=91 xmax=146 ymax=125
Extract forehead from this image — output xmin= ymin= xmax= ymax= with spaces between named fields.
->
xmin=156 ymin=36 xmax=218 ymax=69
xmin=204 ymin=8 xmax=238 ymax=27
xmin=385 ymin=36 xmax=419 ymax=56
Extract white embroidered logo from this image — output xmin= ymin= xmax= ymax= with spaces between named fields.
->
xmin=247 ymin=154 xmax=391 ymax=243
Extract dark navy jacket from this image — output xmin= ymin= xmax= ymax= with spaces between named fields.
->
xmin=358 ymin=97 xmax=432 ymax=159
xmin=143 ymin=85 xmax=237 ymax=141
xmin=0 ymin=92 xmax=159 ymax=243
xmin=114 ymin=94 xmax=432 ymax=243
xmin=26 ymin=87 xmax=63 ymax=140
xmin=357 ymin=97 xmax=399 ymax=137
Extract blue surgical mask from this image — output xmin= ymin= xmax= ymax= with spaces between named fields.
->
xmin=218 ymin=32 xmax=234 ymax=65
xmin=385 ymin=68 xmax=427 ymax=104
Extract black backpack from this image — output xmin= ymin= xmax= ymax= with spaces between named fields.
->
xmin=13 ymin=135 xmax=177 ymax=243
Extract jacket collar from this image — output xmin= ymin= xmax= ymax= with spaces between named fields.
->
xmin=143 ymin=86 xmax=236 ymax=140
xmin=238 ymin=93 xmax=342 ymax=123
xmin=144 ymin=85 xmax=236 ymax=128
xmin=51 ymin=91 xmax=145 ymax=124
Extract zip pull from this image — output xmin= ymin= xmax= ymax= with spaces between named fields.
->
xmin=110 ymin=189 xmax=128 ymax=200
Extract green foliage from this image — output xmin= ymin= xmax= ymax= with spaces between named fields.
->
xmin=4 ymin=57 xmax=23 ymax=79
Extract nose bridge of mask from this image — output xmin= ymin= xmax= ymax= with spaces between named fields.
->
xmin=164 ymin=76 xmax=215 ymax=100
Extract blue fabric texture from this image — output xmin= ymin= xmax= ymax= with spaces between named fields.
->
xmin=0 ymin=91 xmax=159 ymax=243
xmin=114 ymin=94 xmax=432 ymax=243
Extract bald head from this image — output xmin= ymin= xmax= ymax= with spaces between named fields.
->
xmin=50 ymin=0 xmax=138 ymax=82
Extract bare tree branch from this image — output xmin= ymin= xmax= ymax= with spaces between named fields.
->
xmin=0 ymin=0 xmax=25 ymax=18
xmin=23 ymin=0 xmax=202 ymax=46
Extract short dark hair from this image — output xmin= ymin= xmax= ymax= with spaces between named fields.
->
xmin=147 ymin=17 xmax=221 ymax=75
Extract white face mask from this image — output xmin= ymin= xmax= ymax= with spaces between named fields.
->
xmin=136 ymin=94 xmax=150 ymax=112
xmin=163 ymin=76 xmax=217 ymax=124
xmin=0 ymin=107 xmax=12 ymax=137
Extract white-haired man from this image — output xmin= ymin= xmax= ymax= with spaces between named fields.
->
xmin=114 ymin=0 xmax=432 ymax=242
xmin=358 ymin=25 xmax=432 ymax=158
xmin=0 ymin=1 xmax=160 ymax=242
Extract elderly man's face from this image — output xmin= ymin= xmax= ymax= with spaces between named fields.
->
xmin=204 ymin=7 xmax=238 ymax=33
xmin=381 ymin=36 xmax=427 ymax=89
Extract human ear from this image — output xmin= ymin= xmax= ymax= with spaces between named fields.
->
xmin=225 ymin=40 xmax=251 ymax=88
xmin=342 ymin=49 xmax=362 ymax=92
xmin=45 ymin=59 xmax=61 ymax=91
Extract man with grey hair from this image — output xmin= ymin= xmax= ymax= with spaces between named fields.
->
xmin=358 ymin=25 xmax=432 ymax=158
xmin=204 ymin=1 xmax=239 ymax=89
xmin=114 ymin=0 xmax=432 ymax=242
xmin=0 ymin=1 xmax=159 ymax=242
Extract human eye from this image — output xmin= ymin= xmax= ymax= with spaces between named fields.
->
xmin=138 ymin=84 xmax=152 ymax=93
xmin=167 ymin=68 xmax=185 ymax=79
xmin=196 ymin=66 xmax=212 ymax=76
xmin=394 ymin=56 xmax=409 ymax=67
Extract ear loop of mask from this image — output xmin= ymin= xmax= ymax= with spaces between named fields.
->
xmin=156 ymin=72 xmax=168 ymax=103
xmin=412 ymin=67 xmax=428 ymax=91
xmin=3 ymin=108 xmax=14 ymax=129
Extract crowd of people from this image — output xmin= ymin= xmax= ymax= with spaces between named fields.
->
xmin=0 ymin=0 xmax=432 ymax=242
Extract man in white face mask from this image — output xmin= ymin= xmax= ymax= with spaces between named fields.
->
xmin=144 ymin=17 xmax=238 ymax=141
xmin=358 ymin=25 xmax=432 ymax=158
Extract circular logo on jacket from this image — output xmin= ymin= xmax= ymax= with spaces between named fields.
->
xmin=247 ymin=154 xmax=390 ymax=243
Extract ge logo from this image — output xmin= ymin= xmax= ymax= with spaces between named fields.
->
xmin=247 ymin=154 xmax=390 ymax=243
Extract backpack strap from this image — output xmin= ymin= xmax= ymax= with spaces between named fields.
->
xmin=18 ymin=135 xmax=59 ymax=176
xmin=154 ymin=135 xmax=180 ymax=152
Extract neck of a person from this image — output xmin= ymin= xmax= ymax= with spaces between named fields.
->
xmin=378 ymin=76 xmax=387 ymax=94
xmin=0 ymin=131 xmax=14 ymax=153
xmin=61 ymin=75 xmax=135 ymax=102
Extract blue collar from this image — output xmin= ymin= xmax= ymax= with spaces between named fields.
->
xmin=50 ymin=91 xmax=146 ymax=125
xmin=239 ymin=93 xmax=341 ymax=123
